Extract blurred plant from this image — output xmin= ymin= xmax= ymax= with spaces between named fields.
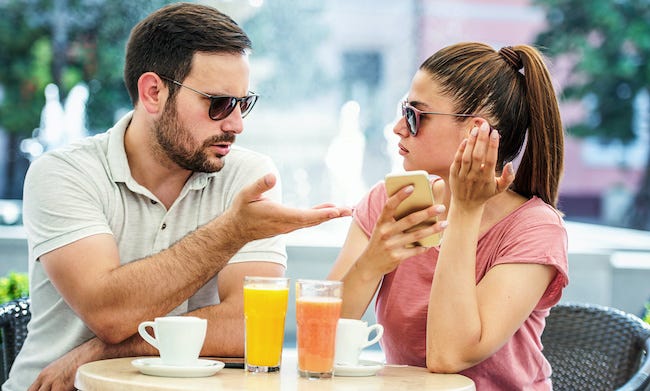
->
xmin=0 ymin=272 xmax=29 ymax=304
xmin=0 ymin=0 xmax=170 ymax=198
xmin=644 ymin=303 xmax=650 ymax=325
xmin=534 ymin=0 xmax=650 ymax=230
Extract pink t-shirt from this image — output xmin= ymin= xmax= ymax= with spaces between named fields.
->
xmin=354 ymin=181 xmax=569 ymax=390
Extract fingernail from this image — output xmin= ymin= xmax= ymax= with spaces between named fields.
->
xmin=434 ymin=205 xmax=446 ymax=213
xmin=480 ymin=122 xmax=490 ymax=132
xmin=470 ymin=127 xmax=478 ymax=137
xmin=508 ymin=163 xmax=514 ymax=174
xmin=405 ymin=185 xmax=414 ymax=194
xmin=491 ymin=129 xmax=500 ymax=139
xmin=439 ymin=220 xmax=448 ymax=228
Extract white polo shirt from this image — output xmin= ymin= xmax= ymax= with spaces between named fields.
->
xmin=4 ymin=112 xmax=286 ymax=390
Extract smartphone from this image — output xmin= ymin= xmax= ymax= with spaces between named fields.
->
xmin=385 ymin=170 xmax=440 ymax=247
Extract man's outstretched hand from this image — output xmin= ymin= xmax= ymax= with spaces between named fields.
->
xmin=224 ymin=173 xmax=352 ymax=241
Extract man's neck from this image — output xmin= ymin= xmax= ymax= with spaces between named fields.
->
xmin=124 ymin=114 xmax=192 ymax=209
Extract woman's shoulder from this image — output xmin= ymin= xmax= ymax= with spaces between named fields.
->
xmin=486 ymin=196 xmax=567 ymax=247
xmin=511 ymin=196 xmax=565 ymax=227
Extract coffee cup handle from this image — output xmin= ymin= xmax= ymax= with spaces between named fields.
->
xmin=363 ymin=324 xmax=384 ymax=348
xmin=138 ymin=321 xmax=159 ymax=350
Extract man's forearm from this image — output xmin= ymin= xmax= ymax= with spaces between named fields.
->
xmin=86 ymin=217 xmax=247 ymax=342
xmin=85 ymin=333 xmax=157 ymax=362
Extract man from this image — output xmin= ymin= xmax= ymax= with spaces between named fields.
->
xmin=3 ymin=3 xmax=350 ymax=390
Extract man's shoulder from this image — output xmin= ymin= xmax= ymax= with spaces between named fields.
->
xmin=45 ymin=132 xmax=108 ymax=159
xmin=27 ymin=132 xmax=110 ymax=178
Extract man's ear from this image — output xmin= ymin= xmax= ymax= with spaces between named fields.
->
xmin=137 ymin=72 xmax=167 ymax=115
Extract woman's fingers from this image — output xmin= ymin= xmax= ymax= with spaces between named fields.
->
xmin=377 ymin=217 xmax=445 ymax=254
xmin=471 ymin=122 xmax=491 ymax=172
xmin=459 ymin=126 xmax=478 ymax=176
xmin=450 ymin=138 xmax=467 ymax=176
xmin=483 ymin=127 xmax=500 ymax=172
xmin=379 ymin=184 xmax=414 ymax=222
xmin=496 ymin=161 xmax=516 ymax=193
xmin=454 ymin=120 xmax=501 ymax=180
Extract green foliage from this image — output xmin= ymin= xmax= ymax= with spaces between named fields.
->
xmin=644 ymin=303 xmax=650 ymax=325
xmin=0 ymin=0 xmax=171 ymax=136
xmin=0 ymin=272 xmax=29 ymax=304
xmin=0 ymin=1 xmax=50 ymax=136
xmin=534 ymin=0 xmax=650 ymax=143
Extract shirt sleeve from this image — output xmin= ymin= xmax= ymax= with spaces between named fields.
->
xmin=490 ymin=203 xmax=569 ymax=309
xmin=353 ymin=181 xmax=387 ymax=238
xmin=22 ymin=152 xmax=113 ymax=261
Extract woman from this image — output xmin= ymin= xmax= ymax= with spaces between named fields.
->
xmin=328 ymin=42 xmax=568 ymax=390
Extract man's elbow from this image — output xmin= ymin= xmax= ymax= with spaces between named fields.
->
xmin=84 ymin=312 xmax=135 ymax=344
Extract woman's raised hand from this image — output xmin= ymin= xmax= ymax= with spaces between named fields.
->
xmin=449 ymin=120 xmax=515 ymax=210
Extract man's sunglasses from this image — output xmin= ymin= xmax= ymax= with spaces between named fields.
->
xmin=401 ymin=101 xmax=477 ymax=136
xmin=160 ymin=75 xmax=259 ymax=121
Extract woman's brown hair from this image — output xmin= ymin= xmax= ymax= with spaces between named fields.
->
xmin=420 ymin=42 xmax=564 ymax=208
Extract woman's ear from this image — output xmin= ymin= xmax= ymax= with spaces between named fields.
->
xmin=472 ymin=117 xmax=488 ymax=128
xmin=137 ymin=72 xmax=167 ymax=115
xmin=464 ymin=117 xmax=484 ymax=136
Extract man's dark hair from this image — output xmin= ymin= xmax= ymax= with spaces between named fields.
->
xmin=124 ymin=2 xmax=252 ymax=105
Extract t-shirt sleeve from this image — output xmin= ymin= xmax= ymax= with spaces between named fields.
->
xmin=491 ymin=204 xmax=569 ymax=309
xmin=353 ymin=181 xmax=388 ymax=238
xmin=23 ymin=153 xmax=113 ymax=261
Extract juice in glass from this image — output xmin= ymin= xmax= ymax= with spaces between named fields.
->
xmin=295 ymin=279 xmax=343 ymax=379
xmin=243 ymin=276 xmax=290 ymax=372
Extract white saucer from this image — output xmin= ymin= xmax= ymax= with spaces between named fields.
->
xmin=131 ymin=358 xmax=225 ymax=378
xmin=334 ymin=359 xmax=384 ymax=377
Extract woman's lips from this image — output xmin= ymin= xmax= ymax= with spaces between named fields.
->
xmin=398 ymin=143 xmax=409 ymax=155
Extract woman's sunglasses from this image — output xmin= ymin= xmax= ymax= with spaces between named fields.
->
xmin=401 ymin=101 xmax=477 ymax=136
xmin=160 ymin=75 xmax=259 ymax=121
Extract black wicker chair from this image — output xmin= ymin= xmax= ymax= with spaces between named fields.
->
xmin=541 ymin=302 xmax=650 ymax=391
xmin=0 ymin=297 xmax=31 ymax=384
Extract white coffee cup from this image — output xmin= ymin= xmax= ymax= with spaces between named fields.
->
xmin=138 ymin=316 xmax=207 ymax=366
xmin=334 ymin=318 xmax=384 ymax=366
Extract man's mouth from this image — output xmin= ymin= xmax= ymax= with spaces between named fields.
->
xmin=210 ymin=143 xmax=231 ymax=156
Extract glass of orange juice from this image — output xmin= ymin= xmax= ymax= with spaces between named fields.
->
xmin=295 ymin=279 xmax=343 ymax=379
xmin=243 ymin=276 xmax=290 ymax=373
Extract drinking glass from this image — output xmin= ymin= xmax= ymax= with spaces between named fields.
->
xmin=295 ymin=279 xmax=343 ymax=379
xmin=243 ymin=276 xmax=290 ymax=373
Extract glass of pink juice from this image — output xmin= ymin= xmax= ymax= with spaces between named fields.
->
xmin=295 ymin=279 xmax=342 ymax=379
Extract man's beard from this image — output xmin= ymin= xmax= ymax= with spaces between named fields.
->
xmin=154 ymin=102 xmax=235 ymax=173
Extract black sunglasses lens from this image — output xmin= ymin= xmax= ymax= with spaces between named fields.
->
xmin=404 ymin=106 xmax=417 ymax=136
xmin=209 ymin=97 xmax=236 ymax=120
xmin=240 ymin=95 xmax=258 ymax=118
